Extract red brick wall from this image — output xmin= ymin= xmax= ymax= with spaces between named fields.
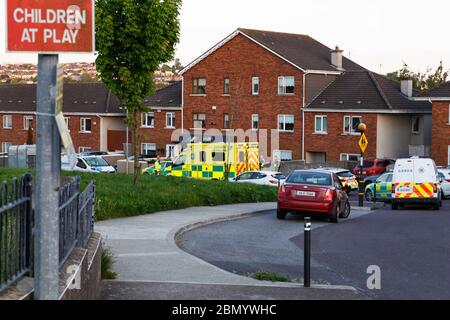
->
xmin=136 ymin=110 xmax=182 ymax=156
xmin=304 ymin=112 xmax=378 ymax=161
xmin=431 ymin=101 xmax=450 ymax=166
xmin=0 ymin=113 xmax=101 ymax=152
xmin=182 ymin=34 xmax=304 ymax=159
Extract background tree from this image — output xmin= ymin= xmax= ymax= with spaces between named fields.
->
xmin=386 ymin=61 xmax=448 ymax=92
xmin=26 ymin=123 xmax=34 ymax=145
xmin=96 ymin=0 xmax=182 ymax=184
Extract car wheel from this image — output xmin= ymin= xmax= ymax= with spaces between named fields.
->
xmin=277 ymin=210 xmax=287 ymax=220
xmin=339 ymin=200 xmax=351 ymax=219
xmin=365 ymin=189 xmax=373 ymax=202
xmin=330 ymin=204 xmax=340 ymax=223
xmin=392 ymin=202 xmax=399 ymax=210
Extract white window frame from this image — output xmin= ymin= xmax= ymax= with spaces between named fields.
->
xmin=278 ymin=76 xmax=295 ymax=95
xmin=411 ymin=116 xmax=420 ymax=134
xmin=223 ymin=78 xmax=230 ymax=95
xmin=223 ymin=113 xmax=230 ymax=129
xmin=23 ymin=116 xmax=33 ymax=130
xmin=278 ymin=114 xmax=294 ymax=132
xmin=142 ymin=112 xmax=155 ymax=128
xmin=343 ymin=115 xmax=362 ymax=135
xmin=3 ymin=115 xmax=12 ymax=129
xmin=252 ymin=114 xmax=259 ymax=130
xmin=2 ymin=142 xmax=12 ymax=153
xmin=166 ymin=112 xmax=176 ymax=129
xmin=314 ymin=115 xmax=328 ymax=134
xmin=64 ymin=117 xmax=70 ymax=132
xmin=141 ymin=143 xmax=156 ymax=155
xmin=79 ymin=146 xmax=92 ymax=153
xmin=166 ymin=144 xmax=176 ymax=158
xmin=340 ymin=153 xmax=361 ymax=161
xmin=193 ymin=113 xmax=206 ymax=129
xmin=80 ymin=118 xmax=92 ymax=133
xmin=274 ymin=150 xmax=293 ymax=161
xmin=252 ymin=77 xmax=259 ymax=95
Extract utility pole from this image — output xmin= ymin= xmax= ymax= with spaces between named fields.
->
xmin=34 ymin=54 xmax=61 ymax=300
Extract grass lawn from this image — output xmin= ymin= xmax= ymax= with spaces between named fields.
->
xmin=0 ymin=168 xmax=277 ymax=221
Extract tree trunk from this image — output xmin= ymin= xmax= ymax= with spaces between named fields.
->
xmin=132 ymin=110 xmax=140 ymax=185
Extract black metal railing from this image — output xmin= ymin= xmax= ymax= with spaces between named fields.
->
xmin=59 ymin=177 xmax=95 ymax=267
xmin=0 ymin=174 xmax=33 ymax=293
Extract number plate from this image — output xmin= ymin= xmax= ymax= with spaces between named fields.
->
xmin=396 ymin=186 xmax=413 ymax=193
xmin=295 ymin=190 xmax=315 ymax=197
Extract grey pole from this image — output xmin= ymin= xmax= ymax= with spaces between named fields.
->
xmin=125 ymin=108 xmax=129 ymax=175
xmin=35 ymin=54 xmax=60 ymax=300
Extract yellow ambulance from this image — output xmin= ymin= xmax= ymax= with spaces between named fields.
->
xmin=161 ymin=142 xmax=260 ymax=180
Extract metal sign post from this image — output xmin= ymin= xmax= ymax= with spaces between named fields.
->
xmin=35 ymin=54 xmax=61 ymax=300
xmin=358 ymin=129 xmax=368 ymax=207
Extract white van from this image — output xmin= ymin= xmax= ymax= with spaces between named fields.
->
xmin=62 ymin=155 xmax=116 ymax=173
xmin=392 ymin=157 xmax=442 ymax=210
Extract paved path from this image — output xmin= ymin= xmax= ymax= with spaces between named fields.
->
xmin=180 ymin=201 xmax=450 ymax=299
xmin=96 ymin=203 xmax=365 ymax=300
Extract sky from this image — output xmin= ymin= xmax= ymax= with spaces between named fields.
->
xmin=1 ymin=0 xmax=449 ymax=75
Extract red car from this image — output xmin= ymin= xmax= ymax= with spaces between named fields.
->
xmin=277 ymin=170 xmax=351 ymax=223
xmin=353 ymin=159 xmax=395 ymax=177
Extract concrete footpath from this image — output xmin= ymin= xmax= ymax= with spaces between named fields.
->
xmin=96 ymin=203 xmax=367 ymax=300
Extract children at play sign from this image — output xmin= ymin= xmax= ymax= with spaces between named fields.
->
xmin=7 ymin=0 xmax=94 ymax=52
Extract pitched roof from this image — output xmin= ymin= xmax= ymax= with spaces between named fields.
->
xmin=181 ymin=28 xmax=365 ymax=75
xmin=419 ymin=81 xmax=450 ymax=98
xmin=306 ymin=71 xmax=431 ymax=113
xmin=144 ymin=81 xmax=182 ymax=108
xmin=239 ymin=28 xmax=365 ymax=72
xmin=0 ymin=82 xmax=123 ymax=114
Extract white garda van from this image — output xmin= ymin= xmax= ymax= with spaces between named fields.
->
xmin=392 ymin=157 xmax=442 ymax=210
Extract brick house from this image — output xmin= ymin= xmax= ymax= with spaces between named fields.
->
xmin=304 ymin=71 xmax=432 ymax=162
xmin=179 ymin=28 xmax=365 ymax=161
xmin=0 ymin=83 xmax=126 ymax=153
xmin=416 ymin=82 xmax=450 ymax=166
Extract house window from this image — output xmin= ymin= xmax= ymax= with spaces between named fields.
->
xmin=166 ymin=144 xmax=176 ymax=158
xmin=79 ymin=146 xmax=92 ymax=153
xmin=412 ymin=116 xmax=420 ymax=134
xmin=252 ymin=114 xmax=259 ymax=130
xmin=343 ymin=116 xmax=362 ymax=134
xmin=315 ymin=115 xmax=328 ymax=134
xmin=252 ymin=77 xmax=259 ymax=95
xmin=192 ymin=78 xmax=206 ymax=94
xmin=166 ymin=112 xmax=176 ymax=128
xmin=1 ymin=142 xmax=12 ymax=153
xmin=3 ymin=115 xmax=12 ymax=129
xmin=223 ymin=113 xmax=230 ymax=129
xmin=224 ymin=78 xmax=230 ymax=95
xmin=64 ymin=117 xmax=70 ymax=131
xmin=193 ymin=113 xmax=206 ymax=129
xmin=278 ymin=76 xmax=295 ymax=95
xmin=142 ymin=112 xmax=154 ymax=128
xmin=80 ymin=118 xmax=92 ymax=133
xmin=278 ymin=115 xmax=294 ymax=132
xmin=274 ymin=150 xmax=293 ymax=161
xmin=141 ymin=143 xmax=156 ymax=156
xmin=340 ymin=153 xmax=361 ymax=161
xmin=23 ymin=116 xmax=33 ymax=130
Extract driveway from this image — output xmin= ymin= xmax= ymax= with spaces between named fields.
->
xmin=179 ymin=200 xmax=450 ymax=299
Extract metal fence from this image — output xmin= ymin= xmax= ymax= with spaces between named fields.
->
xmin=0 ymin=174 xmax=95 ymax=293
xmin=59 ymin=177 xmax=96 ymax=267
xmin=0 ymin=174 xmax=33 ymax=293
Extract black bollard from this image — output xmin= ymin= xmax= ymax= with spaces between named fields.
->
xmin=304 ymin=217 xmax=311 ymax=288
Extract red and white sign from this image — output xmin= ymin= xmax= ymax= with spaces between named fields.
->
xmin=7 ymin=0 xmax=94 ymax=53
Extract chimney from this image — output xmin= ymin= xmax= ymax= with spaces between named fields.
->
xmin=331 ymin=46 xmax=344 ymax=70
xmin=400 ymin=79 xmax=413 ymax=97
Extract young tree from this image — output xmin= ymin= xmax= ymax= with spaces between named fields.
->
xmin=96 ymin=0 xmax=182 ymax=184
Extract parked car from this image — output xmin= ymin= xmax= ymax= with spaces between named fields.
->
xmin=353 ymin=159 xmax=395 ymax=177
xmin=437 ymin=167 xmax=450 ymax=182
xmin=277 ymin=170 xmax=350 ymax=223
xmin=438 ymin=172 xmax=450 ymax=199
xmin=320 ymin=168 xmax=358 ymax=192
xmin=230 ymin=171 xmax=286 ymax=186
xmin=79 ymin=151 xmax=109 ymax=156
xmin=142 ymin=160 xmax=173 ymax=176
xmin=364 ymin=172 xmax=393 ymax=202
xmin=62 ymin=156 xmax=116 ymax=173
xmin=392 ymin=157 xmax=441 ymax=210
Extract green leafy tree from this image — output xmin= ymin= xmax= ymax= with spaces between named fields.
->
xmin=96 ymin=0 xmax=182 ymax=184
xmin=387 ymin=61 xmax=448 ymax=92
